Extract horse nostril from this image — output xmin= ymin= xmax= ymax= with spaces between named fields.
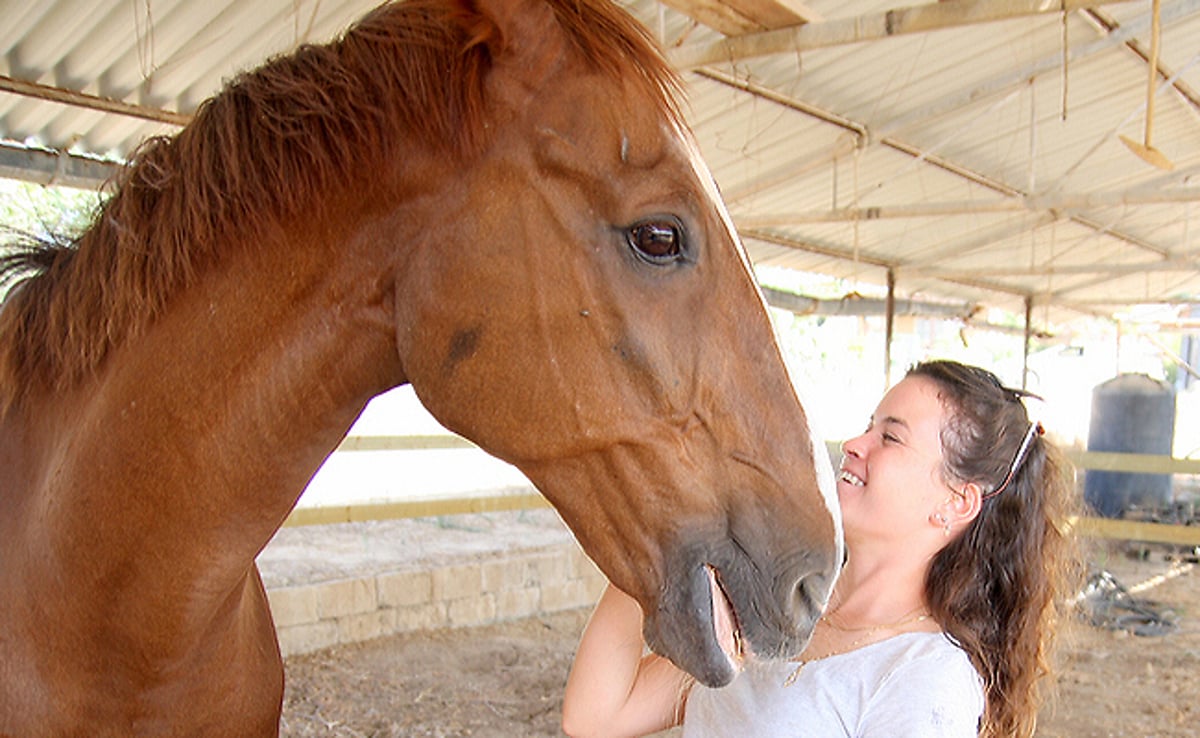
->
xmin=791 ymin=569 xmax=835 ymax=625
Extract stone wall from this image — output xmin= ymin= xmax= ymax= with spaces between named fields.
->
xmin=261 ymin=513 xmax=607 ymax=657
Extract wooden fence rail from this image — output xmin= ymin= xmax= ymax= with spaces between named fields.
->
xmin=283 ymin=435 xmax=1200 ymax=546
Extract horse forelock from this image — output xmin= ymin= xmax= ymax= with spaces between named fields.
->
xmin=0 ymin=0 xmax=683 ymax=411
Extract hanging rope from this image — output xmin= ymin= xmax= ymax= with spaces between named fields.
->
xmin=1061 ymin=0 xmax=1070 ymax=121
xmin=134 ymin=0 xmax=156 ymax=88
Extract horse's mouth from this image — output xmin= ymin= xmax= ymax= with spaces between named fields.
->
xmin=705 ymin=564 xmax=746 ymax=671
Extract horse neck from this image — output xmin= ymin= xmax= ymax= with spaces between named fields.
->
xmin=32 ymin=211 xmax=407 ymax=606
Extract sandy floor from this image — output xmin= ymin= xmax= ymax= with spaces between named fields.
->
xmin=272 ymin=519 xmax=1198 ymax=738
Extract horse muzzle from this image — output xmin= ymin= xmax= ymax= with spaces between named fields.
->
xmin=644 ymin=540 xmax=838 ymax=688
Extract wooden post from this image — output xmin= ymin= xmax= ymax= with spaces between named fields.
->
xmin=885 ymin=268 xmax=896 ymax=387
xmin=1022 ymin=295 xmax=1033 ymax=390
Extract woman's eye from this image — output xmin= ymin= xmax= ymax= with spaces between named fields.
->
xmin=626 ymin=219 xmax=686 ymax=265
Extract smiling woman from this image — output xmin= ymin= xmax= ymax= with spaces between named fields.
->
xmin=563 ymin=359 xmax=1083 ymax=738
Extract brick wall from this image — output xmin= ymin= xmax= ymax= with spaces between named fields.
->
xmin=267 ymin=540 xmax=607 ymax=657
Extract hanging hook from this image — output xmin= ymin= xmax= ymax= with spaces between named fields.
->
xmin=1120 ymin=0 xmax=1174 ymax=170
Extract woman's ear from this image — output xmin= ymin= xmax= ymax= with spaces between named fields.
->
xmin=948 ymin=482 xmax=983 ymax=528
xmin=932 ymin=483 xmax=983 ymax=536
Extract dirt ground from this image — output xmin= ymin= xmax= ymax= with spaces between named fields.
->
xmin=281 ymin=540 xmax=1198 ymax=738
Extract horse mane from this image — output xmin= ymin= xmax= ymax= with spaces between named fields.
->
xmin=0 ymin=0 xmax=682 ymax=411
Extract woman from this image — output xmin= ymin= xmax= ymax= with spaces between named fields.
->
xmin=562 ymin=359 xmax=1081 ymax=737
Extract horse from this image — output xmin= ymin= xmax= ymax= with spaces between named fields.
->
xmin=0 ymin=0 xmax=840 ymax=733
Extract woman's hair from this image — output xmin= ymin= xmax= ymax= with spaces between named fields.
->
xmin=909 ymin=360 xmax=1083 ymax=738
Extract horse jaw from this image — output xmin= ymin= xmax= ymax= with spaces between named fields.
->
xmin=639 ymin=562 xmax=748 ymax=688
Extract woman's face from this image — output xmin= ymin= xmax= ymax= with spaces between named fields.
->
xmin=837 ymin=375 xmax=952 ymax=546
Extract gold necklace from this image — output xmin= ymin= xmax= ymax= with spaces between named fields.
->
xmin=782 ymin=610 xmax=931 ymax=687
xmin=820 ymin=603 xmax=926 ymax=633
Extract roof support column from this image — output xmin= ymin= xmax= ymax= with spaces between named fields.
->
xmin=1022 ymin=296 xmax=1033 ymax=390
xmin=885 ymin=268 xmax=896 ymax=387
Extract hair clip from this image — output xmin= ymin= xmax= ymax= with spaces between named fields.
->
xmin=983 ymin=421 xmax=1044 ymax=499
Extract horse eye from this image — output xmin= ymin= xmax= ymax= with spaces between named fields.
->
xmin=626 ymin=219 xmax=686 ymax=265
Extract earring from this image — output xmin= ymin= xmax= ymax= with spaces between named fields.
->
xmin=934 ymin=513 xmax=951 ymax=537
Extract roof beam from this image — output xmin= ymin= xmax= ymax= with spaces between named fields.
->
xmin=669 ymin=0 xmax=1135 ymax=70
xmin=761 ymin=286 xmax=977 ymax=318
xmin=702 ymin=3 xmax=1200 ymax=203
xmin=1083 ymin=4 xmax=1200 ymax=119
xmin=701 ymin=74 xmax=1175 ymax=260
xmin=735 ymin=188 xmax=1200 ymax=226
xmin=693 ymin=67 xmax=864 ymax=203
xmin=658 ymin=0 xmax=820 ymax=36
xmin=761 ymin=286 xmax=1053 ymax=337
xmin=700 ymin=72 xmax=1029 ymax=206
xmin=743 ymin=226 xmax=1134 ymax=325
xmin=869 ymin=0 xmax=1200 ymax=142
xmin=881 ymin=140 xmax=1175 ymax=260
xmin=0 ymin=74 xmax=190 ymax=127
xmin=741 ymin=227 xmax=1049 ymax=304
xmin=917 ymin=258 xmax=1199 ymax=279
xmin=740 ymin=227 xmax=894 ymax=270
xmin=0 ymin=141 xmax=119 ymax=190
xmin=1044 ymin=265 xmax=1200 ymax=302
xmin=897 ymin=212 xmax=1059 ymax=268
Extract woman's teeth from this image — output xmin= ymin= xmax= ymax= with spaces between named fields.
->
xmin=838 ymin=469 xmax=864 ymax=486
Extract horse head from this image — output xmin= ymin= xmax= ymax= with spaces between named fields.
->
xmin=382 ymin=0 xmax=842 ymax=687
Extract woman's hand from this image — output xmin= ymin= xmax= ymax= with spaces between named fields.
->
xmin=562 ymin=584 xmax=692 ymax=738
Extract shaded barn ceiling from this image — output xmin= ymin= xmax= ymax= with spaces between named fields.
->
xmin=3 ymin=0 xmax=1199 ymax=335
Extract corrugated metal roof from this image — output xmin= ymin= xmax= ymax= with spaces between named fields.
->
xmin=2 ymin=0 xmax=1198 ymax=333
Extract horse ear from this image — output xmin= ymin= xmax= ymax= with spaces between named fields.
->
xmin=451 ymin=0 xmax=566 ymax=72
xmin=449 ymin=0 xmax=508 ymax=56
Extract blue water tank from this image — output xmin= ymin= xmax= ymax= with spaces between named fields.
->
xmin=1084 ymin=374 xmax=1175 ymax=518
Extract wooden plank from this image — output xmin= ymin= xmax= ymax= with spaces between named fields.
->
xmin=305 ymin=438 xmax=1200 ymax=547
xmin=1073 ymin=516 xmax=1200 ymax=547
xmin=283 ymin=492 xmax=550 ymax=527
xmin=333 ymin=437 xmax=1200 ymax=475
xmin=736 ymin=0 xmax=820 ymax=28
xmin=659 ymin=0 xmax=819 ymax=36
xmin=829 ymin=444 xmax=1199 ymax=476
xmin=336 ymin=435 xmax=476 ymax=452
xmin=0 ymin=73 xmax=190 ymax=126
xmin=1067 ymin=450 xmax=1200 ymax=475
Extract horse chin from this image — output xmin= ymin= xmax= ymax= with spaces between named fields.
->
xmin=644 ymin=564 xmax=747 ymax=689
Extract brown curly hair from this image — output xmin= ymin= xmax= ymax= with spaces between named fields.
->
xmin=909 ymin=360 xmax=1084 ymax=738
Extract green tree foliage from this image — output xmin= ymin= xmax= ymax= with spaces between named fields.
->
xmin=1 ymin=179 xmax=106 ymax=298
xmin=1 ymin=179 xmax=103 ymax=241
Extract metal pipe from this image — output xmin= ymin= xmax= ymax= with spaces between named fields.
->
xmin=0 ymin=74 xmax=190 ymax=127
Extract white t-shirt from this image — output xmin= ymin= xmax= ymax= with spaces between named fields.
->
xmin=682 ymin=632 xmax=984 ymax=737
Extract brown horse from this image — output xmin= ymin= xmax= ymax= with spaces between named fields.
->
xmin=0 ymin=0 xmax=840 ymax=733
